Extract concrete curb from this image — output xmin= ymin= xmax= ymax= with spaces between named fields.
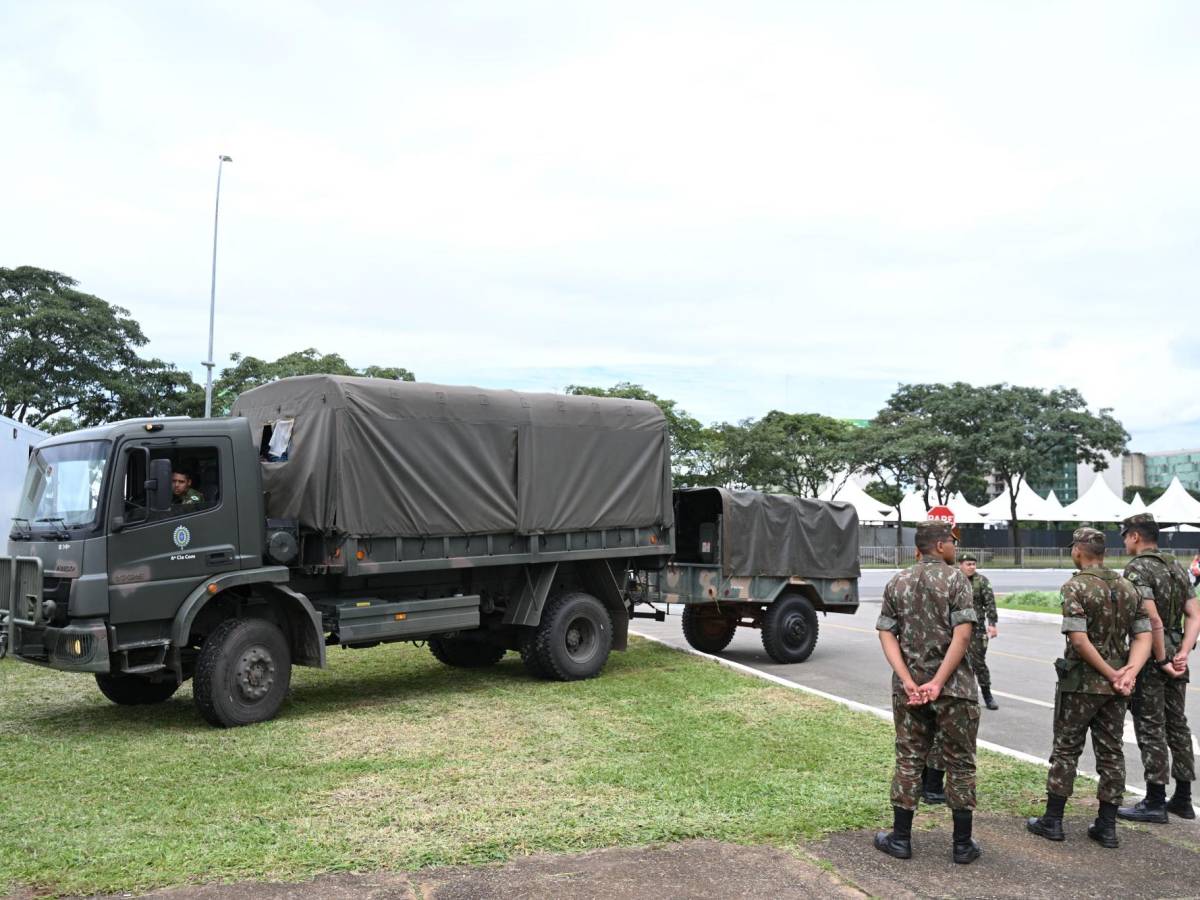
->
xmin=996 ymin=607 xmax=1060 ymax=624
xmin=629 ymin=628 xmax=1142 ymax=796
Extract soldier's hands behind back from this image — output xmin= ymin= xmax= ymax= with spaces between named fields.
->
xmin=917 ymin=681 xmax=943 ymax=703
xmin=987 ymin=625 xmax=998 ymax=639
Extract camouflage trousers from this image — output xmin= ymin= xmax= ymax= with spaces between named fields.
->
xmin=968 ymin=625 xmax=990 ymax=691
xmin=891 ymin=693 xmax=979 ymax=811
xmin=1129 ymin=664 xmax=1195 ymax=786
xmin=1047 ymin=690 xmax=1127 ymax=804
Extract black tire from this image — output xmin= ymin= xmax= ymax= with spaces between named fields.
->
xmin=193 ymin=617 xmax=292 ymax=728
xmin=519 ymin=632 xmax=550 ymax=679
xmin=428 ymin=636 xmax=507 ymax=668
xmin=95 ymin=673 xmax=180 ymax=705
xmin=761 ymin=594 xmax=819 ymax=664
xmin=681 ymin=606 xmax=738 ymax=654
xmin=530 ymin=592 xmax=613 ymax=681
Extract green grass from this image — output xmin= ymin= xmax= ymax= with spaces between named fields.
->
xmin=1 ymin=638 xmax=1061 ymax=896
xmin=997 ymin=591 xmax=1062 ymax=614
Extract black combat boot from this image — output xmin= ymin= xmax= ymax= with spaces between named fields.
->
xmin=1117 ymin=783 xmax=1168 ymax=824
xmin=980 ymin=687 xmax=999 ymax=710
xmin=921 ymin=767 xmax=947 ymax=805
xmin=874 ymin=806 xmax=913 ymax=859
xmin=1088 ymin=801 xmax=1120 ymax=849
xmin=1026 ymin=793 xmax=1066 ymax=841
xmin=1167 ymin=781 xmax=1195 ymax=819
xmin=951 ymin=808 xmax=982 ymax=864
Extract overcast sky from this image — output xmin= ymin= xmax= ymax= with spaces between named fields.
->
xmin=3 ymin=1 xmax=1198 ymax=450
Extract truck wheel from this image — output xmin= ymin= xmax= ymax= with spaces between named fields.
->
xmin=193 ymin=617 xmax=292 ymax=727
xmin=95 ymin=673 xmax=180 ymax=705
xmin=681 ymin=606 xmax=738 ymax=654
xmin=530 ymin=592 xmax=612 ymax=681
xmin=519 ymin=633 xmax=549 ymax=679
xmin=761 ymin=594 xmax=819 ymax=664
xmin=428 ymin=637 xmax=507 ymax=668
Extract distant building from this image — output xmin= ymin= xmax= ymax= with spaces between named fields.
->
xmin=1124 ymin=449 xmax=1200 ymax=493
xmin=1030 ymin=457 xmax=1079 ymax=505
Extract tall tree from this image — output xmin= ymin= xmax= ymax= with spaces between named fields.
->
xmin=210 ymin=348 xmax=415 ymax=416
xmin=971 ymin=384 xmax=1128 ymax=556
xmin=851 ymin=418 xmax=923 ymax=546
xmin=564 ymin=382 xmax=705 ymax=479
xmin=737 ymin=411 xmax=856 ymax=497
xmin=0 ymin=266 xmax=200 ymax=429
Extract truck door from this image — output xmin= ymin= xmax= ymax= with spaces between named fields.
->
xmin=106 ymin=437 xmax=240 ymax=625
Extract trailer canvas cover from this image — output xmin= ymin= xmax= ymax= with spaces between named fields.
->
xmin=231 ymin=376 xmax=673 ymax=538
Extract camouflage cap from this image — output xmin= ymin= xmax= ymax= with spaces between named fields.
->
xmin=1120 ymin=512 xmax=1158 ymax=536
xmin=959 ymin=552 xmax=978 ymax=563
xmin=1070 ymin=526 xmax=1106 ymax=553
xmin=916 ymin=520 xmax=956 ymax=544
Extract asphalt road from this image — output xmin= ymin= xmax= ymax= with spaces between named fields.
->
xmin=632 ymin=569 xmax=1200 ymax=797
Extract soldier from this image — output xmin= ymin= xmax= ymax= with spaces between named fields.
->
xmin=1116 ymin=513 xmax=1200 ymax=823
xmin=170 ymin=469 xmax=203 ymax=509
xmin=1027 ymin=528 xmax=1151 ymax=849
xmin=874 ymin=521 xmax=982 ymax=865
xmin=959 ymin=553 xmax=999 ymax=710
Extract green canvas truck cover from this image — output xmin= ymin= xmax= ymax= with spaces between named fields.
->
xmin=676 ymin=487 xmax=860 ymax=579
xmin=231 ymin=376 xmax=673 ymax=538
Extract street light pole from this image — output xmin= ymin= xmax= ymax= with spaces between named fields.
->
xmin=203 ymin=154 xmax=233 ymax=418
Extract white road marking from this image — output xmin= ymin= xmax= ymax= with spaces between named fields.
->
xmin=990 ymin=689 xmax=1054 ymax=709
xmin=1122 ymin=719 xmax=1200 ymax=753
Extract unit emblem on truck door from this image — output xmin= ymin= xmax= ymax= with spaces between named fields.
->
xmin=172 ymin=525 xmax=192 ymax=550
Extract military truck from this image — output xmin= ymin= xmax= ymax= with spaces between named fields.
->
xmin=641 ymin=487 xmax=860 ymax=663
xmin=2 ymin=376 xmax=674 ymax=726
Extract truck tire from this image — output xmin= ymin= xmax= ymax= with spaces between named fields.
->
xmin=761 ymin=594 xmax=819 ymax=664
xmin=193 ymin=617 xmax=292 ymax=727
xmin=681 ymin=606 xmax=738 ymax=654
xmin=530 ymin=592 xmax=612 ymax=681
xmin=428 ymin=637 xmax=507 ymax=668
xmin=95 ymin=673 xmax=180 ymax=705
xmin=519 ymin=633 xmax=549 ymax=679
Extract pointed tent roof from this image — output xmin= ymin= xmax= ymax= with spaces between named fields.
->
xmin=899 ymin=492 xmax=928 ymax=522
xmin=1061 ymin=476 xmax=1132 ymax=522
xmin=1145 ymin=477 xmax=1200 ymax=524
xmin=1044 ymin=490 xmax=1066 ymax=517
xmin=1127 ymin=492 xmax=1147 ymax=514
xmin=978 ymin=478 xmax=1057 ymax=521
xmin=948 ymin=491 xmax=988 ymax=525
xmin=819 ymin=480 xmax=897 ymax=523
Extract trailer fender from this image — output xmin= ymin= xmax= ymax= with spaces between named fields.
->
xmin=171 ymin=567 xmax=326 ymax=668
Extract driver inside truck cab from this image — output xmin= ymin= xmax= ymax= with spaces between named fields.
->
xmin=170 ymin=469 xmax=203 ymax=509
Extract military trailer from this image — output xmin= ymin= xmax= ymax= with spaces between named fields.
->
xmin=2 ymin=376 xmax=674 ymax=726
xmin=645 ymin=487 xmax=860 ymax=663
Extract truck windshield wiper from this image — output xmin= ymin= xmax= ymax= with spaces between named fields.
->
xmin=9 ymin=517 xmax=32 ymax=540
xmin=34 ymin=517 xmax=72 ymax=539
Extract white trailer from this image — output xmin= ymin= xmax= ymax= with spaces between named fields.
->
xmin=0 ymin=414 xmax=47 ymax=524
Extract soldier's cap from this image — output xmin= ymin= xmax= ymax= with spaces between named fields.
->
xmin=1069 ymin=526 xmax=1106 ymax=553
xmin=1120 ymin=512 xmax=1158 ymax=536
xmin=959 ymin=552 xmax=978 ymax=563
xmin=916 ymin=520 xmax=960 ymax=543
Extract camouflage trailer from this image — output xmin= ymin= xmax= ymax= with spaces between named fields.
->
xmin=2 ymin=376 xmax=674 ymax=727
xmin=643 ymin=487 xmax=860 ymax=663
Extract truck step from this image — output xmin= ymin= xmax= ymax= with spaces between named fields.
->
xmin=332 ymin=594 xmax=481 ymax=644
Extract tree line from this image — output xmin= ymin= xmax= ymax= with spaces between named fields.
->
xmin=3 ymin=266 xmax=1130 ymax=549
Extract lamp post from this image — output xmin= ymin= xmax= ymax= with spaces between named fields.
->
xmin=203 ymin=154 xmax=233 ymax=418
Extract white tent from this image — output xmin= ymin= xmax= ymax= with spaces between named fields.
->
xmin=899 ymin=492 xmax=928 ymax=522
xmin=978 ymin=478 xmax=1057 ymax=521
xmin=1145 ymin=477 xmax=1200 ymax=524
xmin=820 ymin=480 xmax=898 ymax=523
xmin=1061 ymin=476 xmax=1132 ymax=522
xmin=1044 ymin=490 xmax=1066 ymax=518
xmin=1127 ymin=492 xmax=1147 ymax=514
xmin=948 ymin=491 xmax=988 ymax=525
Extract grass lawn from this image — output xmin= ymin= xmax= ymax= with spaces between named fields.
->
xmin=2 ymin=638 xmax=1065 ymax=896
xmin=997 ymin=591 xmax=1062 ymax=614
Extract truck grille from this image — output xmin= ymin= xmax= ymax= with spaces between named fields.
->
xmin=0 ymin=556 xmax=45 ymax=625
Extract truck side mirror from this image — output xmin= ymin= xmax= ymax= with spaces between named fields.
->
xmin=146 ymin=458 xmax=174 ymax=512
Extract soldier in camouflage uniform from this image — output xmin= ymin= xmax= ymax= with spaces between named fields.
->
xmin=1116 ymin=513 xmax=1200 ymax=823
xmin=874 ymin=521 xmax=982 ymax=865
xmin=959 ymin=553 xmax=999 ymax=710
xmin=1027 ymin=528 xmax=1152 ymax=849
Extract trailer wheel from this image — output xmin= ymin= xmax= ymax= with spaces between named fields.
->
xmin=95 ymin=673 xmax=180 ymax=705
xmin=428 ymin=637 xmax=507 ymax=668
xmin=761 ymin=594 xmax=819 ymax=664
xmin=681 ymin=606 xmax=738 ymax=654
xmin=530 ymin=592 xmax=612 ymax=681
xmin=193 ymin=617 xmax=292 ymax=727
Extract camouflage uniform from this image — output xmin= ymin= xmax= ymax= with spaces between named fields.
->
xmin=173 ymin=487 xmax=203 ymax=508
xmin=877 ymin=547 xmax=980 ymax=812
xmin=1046 ymin=554 xmax=1150 ymax=804
xmin=1124 ymin=547 xmax=1197 ymax=786
xmin=966 ymin=571 xmax=997 ymax=692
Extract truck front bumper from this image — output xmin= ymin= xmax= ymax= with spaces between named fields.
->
xmin=7 ymin=618 xmax=111 ymax=673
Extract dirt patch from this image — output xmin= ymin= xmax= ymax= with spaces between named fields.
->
xmin=813 ymin=810 xmax=1200 ymax=899
xmin=76 ymin=841 xmax=862 ymax=899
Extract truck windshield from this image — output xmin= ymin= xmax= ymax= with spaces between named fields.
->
xmin=15 ymin=441 xmax=109 ymax=530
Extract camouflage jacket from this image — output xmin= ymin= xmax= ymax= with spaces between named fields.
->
xmin=1123 ymin=550 xmax=1196 ymax=656
xmin=172 ymin=489 xmax=203 ymax=508
xmin=969 ymin=573 xmax=997 ymax=626
xmin=877 ymin=558 xmax=978 ymax=701
xmin=1060 ymin=566 xmax=1150 ymax=695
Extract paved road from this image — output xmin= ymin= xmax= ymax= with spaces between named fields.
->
xmin=632 ymin=569 xmax=1200 ymax=796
